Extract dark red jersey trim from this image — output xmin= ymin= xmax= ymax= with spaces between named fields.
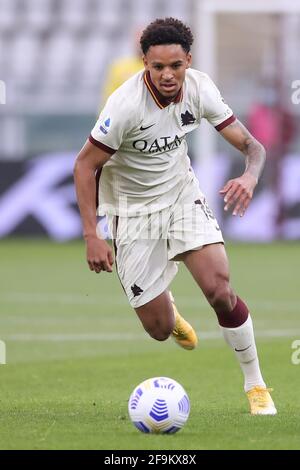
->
xmin=89 ymin=135 xmax=116 ymax=155
xmin=144 ymin=71 xmax=183 ymax=109
xmin=215 ymin=115 xmax=236 ymax=132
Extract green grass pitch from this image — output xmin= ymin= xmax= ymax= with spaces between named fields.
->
xmin=0 ymin=240 xmax=299 ymax=450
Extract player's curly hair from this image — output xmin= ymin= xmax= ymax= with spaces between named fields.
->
xmin=140 ymin=17 xmax=194 ymax=54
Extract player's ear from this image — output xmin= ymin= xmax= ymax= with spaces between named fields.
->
xmin=143 ymin=55 xmax=148 ymax=69
xmin=186 ymin=53 xmax=192 ymax=69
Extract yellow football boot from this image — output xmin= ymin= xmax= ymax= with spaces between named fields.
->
xmin=246 ymin=386 xmax=277 ymax=415
xmin=171 ymin=301 xmax=198 ymax=350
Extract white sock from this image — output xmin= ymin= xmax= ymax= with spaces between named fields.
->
xmin=220 ymin=315 xmax=266 ymax=392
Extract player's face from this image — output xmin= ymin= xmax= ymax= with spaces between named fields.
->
xmin=143 ymin=44 xmax=192 ymax=99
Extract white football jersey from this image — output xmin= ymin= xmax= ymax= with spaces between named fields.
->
xmin=90 ymin=68 xmax=235 ymax=216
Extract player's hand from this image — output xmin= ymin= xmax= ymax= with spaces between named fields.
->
xmin=219 ymin=173 xmax=258 ymax=217
xmin=85 ymin=236 xmax=114 ymax=273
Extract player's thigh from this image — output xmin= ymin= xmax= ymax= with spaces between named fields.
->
xmin=181 ymin=243 xmax=231 ymax=295
xmin=168 ymin=177 xmax=223 ymax=262
xmin=108 ymin=214 xmax=178 ymax=310
xmin=134 ymin=290 xmax=175 ymax=333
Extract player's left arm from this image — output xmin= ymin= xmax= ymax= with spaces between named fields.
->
xmin=219 ymin=119 xmax=266 ymax=217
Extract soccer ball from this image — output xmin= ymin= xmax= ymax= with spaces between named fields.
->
xmin=128 ymin=377 xmax=190 ymax=434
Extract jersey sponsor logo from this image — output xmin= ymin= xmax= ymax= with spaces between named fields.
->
xmin=133 ymin=135 xmax=185 ymax=154
xmin=140 ymin=123 xmax=155 ymax=131
xmin=99 ymin=117 xmax=111 ymax=135
xmin=181 ymin=110 xmax=196 ymax=126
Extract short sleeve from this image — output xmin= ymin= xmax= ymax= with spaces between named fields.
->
xmin=89 ymin=93 xmax=131 ymax=154
xmin=201 ymin=75 xmax=236 ymax=131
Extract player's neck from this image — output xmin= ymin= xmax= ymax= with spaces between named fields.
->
xmin=145 ymin=71 xmax=182 ymax=107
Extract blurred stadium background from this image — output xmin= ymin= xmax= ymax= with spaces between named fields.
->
xmin=0 ymin=0 xmax=300 ymax=241
xmin=0 ymin=0 xmax=300 ymax=450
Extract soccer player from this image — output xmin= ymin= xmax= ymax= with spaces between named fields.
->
xmin=74 ymin=18 xmax=276 ymax=415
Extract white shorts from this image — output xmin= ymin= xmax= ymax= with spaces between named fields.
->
xmin=107 ymin=177 xmax=224 ymax=308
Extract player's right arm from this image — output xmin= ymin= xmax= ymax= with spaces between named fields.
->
xmin=73 ymin=140 xmax=113 ymax=273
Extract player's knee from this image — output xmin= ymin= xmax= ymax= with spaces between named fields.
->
xmin=206 ymin=281 xmax=234 ymax=312
xmin=147 ymin=326 xmax=173 ymax=342
xmin=150 ymin=332 xmax=170 ymax=342
xmin=214 ymin=285 xmax=234 ymax=310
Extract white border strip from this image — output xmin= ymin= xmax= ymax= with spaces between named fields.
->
xmin=203 ymin=0 xmax=300 ymax=13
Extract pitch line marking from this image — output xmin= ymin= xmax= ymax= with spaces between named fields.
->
xmin=3 ymin=329 xmax=300 ymax=342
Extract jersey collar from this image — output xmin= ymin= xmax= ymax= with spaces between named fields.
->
xmin=143 ymin=71 xmax=183 ymax=109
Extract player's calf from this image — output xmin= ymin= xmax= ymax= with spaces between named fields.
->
xmin=135 ymin=291 xmax=175 ymax=342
